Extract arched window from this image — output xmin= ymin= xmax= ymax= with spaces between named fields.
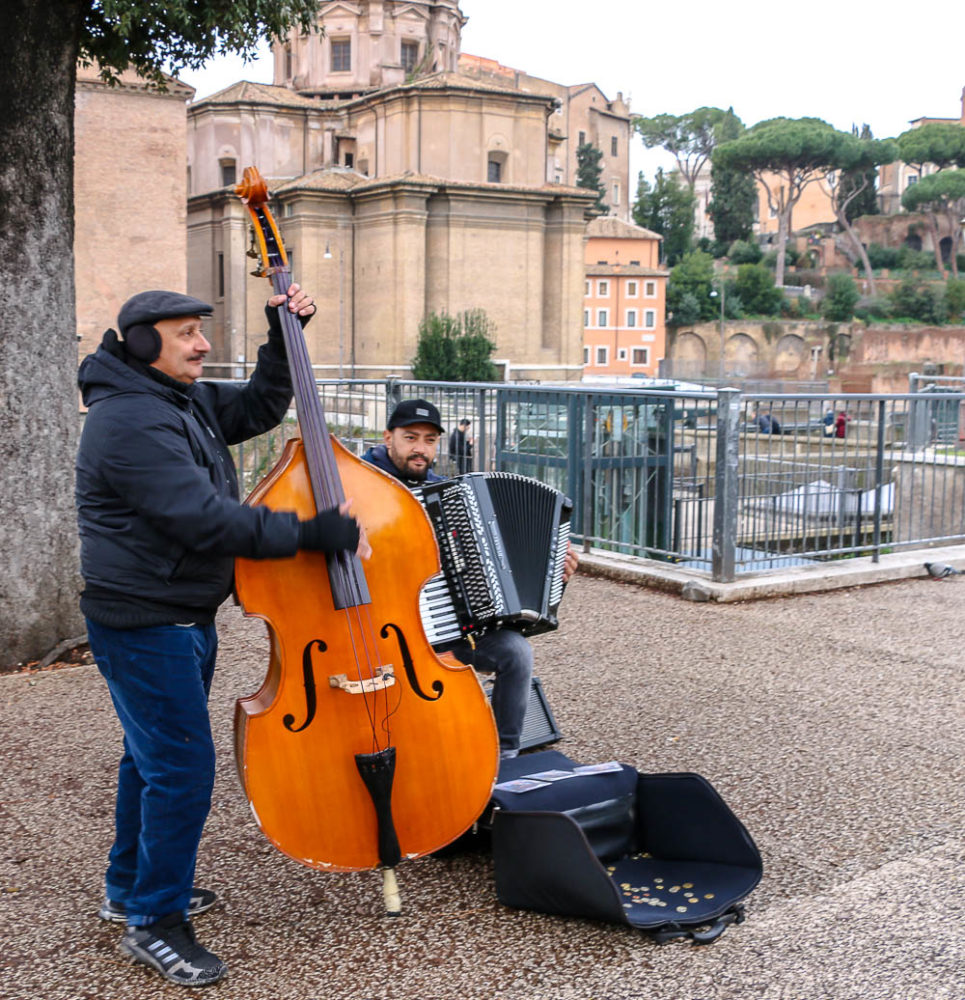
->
xmin=219 ymin=158 xmax=236 ymax=187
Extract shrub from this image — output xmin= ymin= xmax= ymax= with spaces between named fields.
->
xmin=945 ymin=278 xmax=965 ymax=321
xmin=867 ymin=243 xmax=900 ymax=269
xmin=854 ymin=297 xmax=892 ymax=322
xmin=728 ymin=239 xmax=762 ymax=265
xmin=897 ymin=246 xmax=938 ymax=271
xmin=410 ymin=309 xmax=498 ymax=381
xmin=761 ymin=245 xmax=800 ymax=270
xmin=888 ymin=279 xmax=948 ymax=324
xmin=822 ymin=273 xmax=860 ymax=322
xmin=671 ymin=291 xmax=702 ymax=327
xmin=735 ymin=263 xmax=782 ymax=315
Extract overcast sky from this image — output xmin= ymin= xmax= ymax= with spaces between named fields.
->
xmin=176 ymin=0 xmax=965 ymax=179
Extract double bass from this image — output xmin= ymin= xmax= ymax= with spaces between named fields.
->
xmin=231 ymin=167 xmax=499 ymax=911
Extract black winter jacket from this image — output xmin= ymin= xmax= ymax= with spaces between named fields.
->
xmin=76 ymin=332 xmax=299 ymax=627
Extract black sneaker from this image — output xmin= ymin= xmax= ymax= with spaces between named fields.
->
xmin=119 ymin=912 xmax=227 ymax=987
xmin=98 ymin=887 xmax=217 ymax=923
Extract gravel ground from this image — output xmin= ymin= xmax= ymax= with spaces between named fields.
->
xmin=1 ymin=574 xmax=963 ymax=1000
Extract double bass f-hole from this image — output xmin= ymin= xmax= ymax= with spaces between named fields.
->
xmin=380 ymin=623 xmax=443 ymax=701
xmin=285 ymin=624 xmax=440 ymax=737
xmin=282 ymin=639 xmax=325 ymax=733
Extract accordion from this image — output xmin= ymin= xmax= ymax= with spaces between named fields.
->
xmin=413 ymin=472 xmax=573 ymax=648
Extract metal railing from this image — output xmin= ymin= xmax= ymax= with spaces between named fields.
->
xmin=226 ymin=375 xmax=965 ymax=582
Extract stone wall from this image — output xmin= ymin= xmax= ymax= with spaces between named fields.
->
xmin=74 ymin=66 xmax=192 ymax=361
xmin=667 ymin=319 xmax=965 ymax=390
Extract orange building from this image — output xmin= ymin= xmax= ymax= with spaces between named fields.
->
xmin=582 ymin=217 xmax=667 ymax=378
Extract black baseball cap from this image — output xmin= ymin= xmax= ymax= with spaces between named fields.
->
xmin=118 ymin=290 xmax=213 ymax=335
xmin=387 ymin=399 xmax=444 ymax=433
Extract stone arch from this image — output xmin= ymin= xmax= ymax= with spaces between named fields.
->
xmin=724 ymin=332 xmax=759 ymax=376
xmin=774 ymin=333 xmax=806 ymax=374
xmin=904 ymin=231 xmax=922 ymax=252
xmin=672 ymin=331 xmax=707 ymax=379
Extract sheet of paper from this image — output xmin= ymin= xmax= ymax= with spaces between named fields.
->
xmin=494 ymin=778 xmax=552 ymax=793
xmin=572 ymin=761 xmax=624 ymax=774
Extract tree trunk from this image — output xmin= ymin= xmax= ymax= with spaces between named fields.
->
xmin=924 ymin=215 xmax=947 ymax=278
xmin=943 ymin=203 xmax=963 ymax=280
xmin=774 ymin=207 xmax=790 ymax=288
xmin=836 ymin=209 xmax=878 ymax=298
xmin=0 ymin=1 xmax=86 ymax=667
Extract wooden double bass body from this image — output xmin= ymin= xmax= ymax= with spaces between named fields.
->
xmin=231 ymin=168 xmax=499 ymax=880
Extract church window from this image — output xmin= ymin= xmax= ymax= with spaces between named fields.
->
xmin=401 ymin=40 xmax=418 ymax=73
xmin=216 ymin=252 xmax=224 ymax=299
xmin=331 ymin=39 xmax=351 ymax=72
xmin=285 ymin=46 xmax=293 ymax=80
xmin=487 ymin=159 xmax=502 ymax=183
xmin=220 ymin=159 xmax=236 ymax=187
xmin=578 ymin=131 xmax=586 ymax=146
xmin=611 ymin=136 xmax=618 ymax=156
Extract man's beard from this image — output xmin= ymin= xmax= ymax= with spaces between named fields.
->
xmin=387 ymin=444 xmax=430 ymax=481
xmin=401 ymin=458 xmax=429 ymax=481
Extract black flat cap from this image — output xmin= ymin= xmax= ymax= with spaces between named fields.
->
xmin=387 ymin=398 xmax=444 ymax=433
xmin=118 ymin=290 xmax=213 ymax=335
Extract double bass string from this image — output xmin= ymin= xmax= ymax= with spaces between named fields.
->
xmin=266 ymin=248 xmax=398 ymax=749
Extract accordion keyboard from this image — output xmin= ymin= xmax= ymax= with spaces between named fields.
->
xmin=418 ymin=574 xmax=463 ymax=647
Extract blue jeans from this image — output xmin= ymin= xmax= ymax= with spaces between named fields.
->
xmin=451 ymin=629 xmax=533 ymax=757
xmin=85 ymin=618 xmax=218 ymax=926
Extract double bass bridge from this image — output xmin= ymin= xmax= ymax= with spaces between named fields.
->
xmin=328 ymin=666 xmax=395 ymax=695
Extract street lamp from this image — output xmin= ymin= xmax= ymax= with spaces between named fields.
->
xmin=323 ymin=242 xmax=345 ymax=380
xmin=709 ymin=281 xmax=725 ymax=379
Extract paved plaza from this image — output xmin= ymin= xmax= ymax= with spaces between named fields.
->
xmin=1 ymin=571 xmax=963 ymax=1000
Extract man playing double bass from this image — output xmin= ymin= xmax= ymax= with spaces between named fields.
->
xmin=75 ymin=286 xmax=367 ymax=987
xmin=363 ymin=398 xmax=579 ymax=759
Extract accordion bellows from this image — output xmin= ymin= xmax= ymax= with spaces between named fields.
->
xmin=414 ymin=472 xmax=573 ymax=647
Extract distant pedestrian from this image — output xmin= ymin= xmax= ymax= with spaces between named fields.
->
xmin=835 ymin=411 xmax=849 ymax=439
xmin=754 ymin=410 xmax=780 ymax=434
xmin=449 ymin=417 xmax=474 ymax=474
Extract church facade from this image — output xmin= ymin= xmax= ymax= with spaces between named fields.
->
xmin=185 ymin=0 xmax=632 ymax=381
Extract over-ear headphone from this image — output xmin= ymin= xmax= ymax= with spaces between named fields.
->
xmin=123 ymin=323 xmax=163 ymax=363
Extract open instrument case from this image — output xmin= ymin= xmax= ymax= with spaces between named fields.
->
xmin=486 ymin=750 xmax=762 ymax=944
